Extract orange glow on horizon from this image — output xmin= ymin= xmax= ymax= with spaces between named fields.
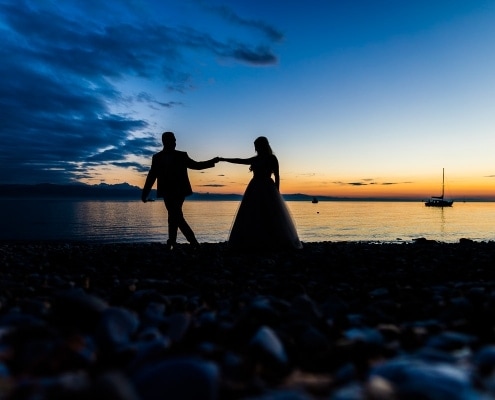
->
xmin=192 ymin=177 xmax=495 ymax=200
xmin=79 ymin=165 xmax=495 ymax=201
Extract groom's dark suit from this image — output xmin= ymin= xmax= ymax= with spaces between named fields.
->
xmin=142 ymin=143 xmax=216 ymax=249
xmin=143 ymin=150 xmax=215 ymax=199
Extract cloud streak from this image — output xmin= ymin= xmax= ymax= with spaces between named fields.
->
xmin=0 ymin=0 xmax=281 ymax=184
xmin=333 ymin=180 xmax=414 ymax=186
xmin=201 ymin=3 xmax=284 ymax=42
xmin=199 ymin=184 xmax=227 ymax=188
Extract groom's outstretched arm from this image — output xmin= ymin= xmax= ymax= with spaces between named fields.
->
xmin=186 ymin=154 xmax=218 ymax=170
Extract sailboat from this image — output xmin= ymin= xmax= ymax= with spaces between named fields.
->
xmin=425 ymin=168 xmax=453 ymax=207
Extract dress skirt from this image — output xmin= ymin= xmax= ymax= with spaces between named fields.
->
xmin=228 ymin=177 xmax=303 ymax=250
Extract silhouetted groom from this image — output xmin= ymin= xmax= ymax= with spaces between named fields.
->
xmin=142 ymin=131 xmax=218 ymax=250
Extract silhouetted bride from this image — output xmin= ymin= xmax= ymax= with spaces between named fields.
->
xmin=219 ymin=137 xmax=302 ymax=250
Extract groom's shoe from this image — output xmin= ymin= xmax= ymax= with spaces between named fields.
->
xmin=166 ymin=240 xmax=176 ymax=251
xmin=190 ymin=239 xmax=201 ymax=251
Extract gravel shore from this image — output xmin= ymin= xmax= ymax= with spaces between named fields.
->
xmin=1 ymin=239 xmax=495 ymax=399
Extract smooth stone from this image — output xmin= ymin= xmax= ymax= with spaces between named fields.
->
xmin=299 ymin=325 xmax=329 ymax=353
xmin=136 ymin=326 xmax=163 ymax=342
xmin=126 ymin=338 xmax=171 ymax=372
xmin=344 ymin=327 xmax=384 ymax=345
xmin=368 ymin=288 xmax=389 ymax=298
xmin=221 ymin=350 xmax=250 ymax=381
xmin=474 ymin=345 xmax=495 ymax=376
xmin=249 ymin=326 xmax=289 ymax=372
xmin=18 ymin=298 xmax=51 ymax=318
xmin=53 ymin=289 xmax=108 ymax=330
xmin=89 ymin=371 xmax=141 ymax=400
xmin=71 ymin=334 xmax=98 ymax=366
xmin=331 ymin=383 xmax=364 ymax=400
xmin=133 ymin=357 xmax=219 ymax=400
xmin=370 ymin=359 xmax=477 ymax=400
xmin=142 ymin=302 xmax=167 ymax=325
xmin=365 ymin=375 xmax=396 ymax=400
xmin=244 ymin=389 xmax=313 ymax=399
xmin=0 ymin=362 xmax=9 ymax=377
xmin=290 ymin=294 xmax=322 ymax=321
xmin=165 ymin=313 xmax=191 ymax=342
xmin=127 ymin=290 xmax=169 ymax=313
xmin=0 ymin=312 xmax=46 ymax=329
xmin=474 ymin=346 xmax=495 ymax=396
xmin=243 ymin=297 xmax=281 ymax=327
xmin=11 ymin=371 xmax=91 ymax=399
xmin=414 ymin=347 xmax=458 ymax=364
xmin=196 ymin=310 xmax=217 ymax=328
xmin=166 ymin=295 xmax=189 ymax=310
xmin=333 ymin=363 xmax=358 ymax=386
xmin=96 ymin=307 xmax=140 ymax=349
xmin=426 ymin=331 xmax=476 ymax=352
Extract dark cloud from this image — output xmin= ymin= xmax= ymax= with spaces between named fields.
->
xmin=349 ymin=182 xmax=368 ymax=186
xmin=176 ymin=25 xmax=278 ymax=66
xmin=230 ymin=44 xmax=277 ymax=65
xmin=199 ymin=184 xmax=227 ymax=187
xmin=86 ymin=137 xmax=156 ymax=162
xmin=202 ymin=3 xmax=284 ymax=42
xmin=135 ymin=93 xmax=183 ymax=109
xmin=0 ymin=0 xmax=281 ymax=184
xmin=112 ymin=162 xmax=150 ymax=173
xmin=333 ymin=180 xmax=411 ymax=186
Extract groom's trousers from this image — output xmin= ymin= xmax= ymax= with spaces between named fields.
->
xmin=163 ymin=195 xmax=197 ymax=245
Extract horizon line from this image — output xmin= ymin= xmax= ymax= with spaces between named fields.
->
xmin=0 ymin=182 xmax=494 ymax=202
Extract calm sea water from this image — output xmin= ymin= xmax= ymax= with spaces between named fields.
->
xmin=0 ymin=199 xmax=494 ymax=243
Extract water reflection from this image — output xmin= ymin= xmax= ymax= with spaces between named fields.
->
xmin=0 ymin=199 xmax=494 ymax=243
xmin=438 ymin=207 xmax=446 ymax=234
xmin=287 ymin=201 xmax=495 ymax=243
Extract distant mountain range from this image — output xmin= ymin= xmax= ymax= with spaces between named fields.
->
xmin=4 ymin=182 xmax=471 ymax=201
xmin=0 ymin=183 xmax=345 ymax=201
xmin=0 ymin=183 xmax=144 ymax=199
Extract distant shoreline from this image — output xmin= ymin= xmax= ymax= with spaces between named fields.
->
xmin=0 ymin=183 xmax=494 ymax=202
xmin=1 ymin=195 xmax=494 ymax=202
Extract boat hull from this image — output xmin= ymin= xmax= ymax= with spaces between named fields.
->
xmin=425 ymin=199 xmax=453 ymax=207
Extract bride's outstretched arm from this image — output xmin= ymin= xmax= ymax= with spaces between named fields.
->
xmin=218 ymin=157 xmax=254 ymax=165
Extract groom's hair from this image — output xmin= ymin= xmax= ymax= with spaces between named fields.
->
xmin=162 ymin=131 xmax=176 ymax=147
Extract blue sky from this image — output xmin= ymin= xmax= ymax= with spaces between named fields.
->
xmin=1 ymin=0 xmax=494 ymax=198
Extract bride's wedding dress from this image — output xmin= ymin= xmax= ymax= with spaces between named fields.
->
xmin=228 ymin=156 xmax=302 ymax=250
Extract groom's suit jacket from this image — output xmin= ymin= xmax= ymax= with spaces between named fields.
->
xmin=142 ymin=150 xmax=215 ymax=199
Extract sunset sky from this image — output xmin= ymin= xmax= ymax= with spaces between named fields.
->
xmin=1 ymin=0 xmax=494 ymax=200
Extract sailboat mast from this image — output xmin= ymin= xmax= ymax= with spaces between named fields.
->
xmin=442 ymin=168 xmax=445 ymax=199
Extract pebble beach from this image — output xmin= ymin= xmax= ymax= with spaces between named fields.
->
xmin=2 ymin=239 xmax=495 ymax=399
